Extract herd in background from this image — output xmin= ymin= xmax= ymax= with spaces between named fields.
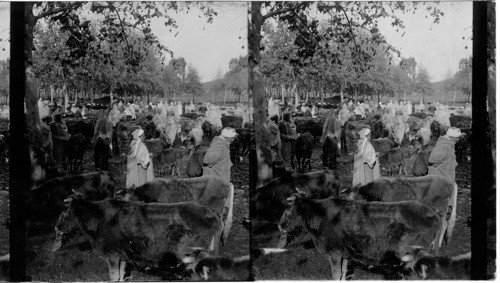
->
xmin=251 ymin=96 xmax=471 ymax=279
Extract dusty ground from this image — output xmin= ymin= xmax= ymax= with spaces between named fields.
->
xmin=0 ymin=138 xmax=249 ymax=281
xmin=253 ymin=142 xmax=475 ymax=280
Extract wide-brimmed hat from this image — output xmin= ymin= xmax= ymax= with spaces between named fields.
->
xmin=221 ymin=128 xmax=237 ymax=138
xmin=446 ymin=127 xmax=461 ymax=138
xmin=132 ymin=128 xmax=144 ymax=138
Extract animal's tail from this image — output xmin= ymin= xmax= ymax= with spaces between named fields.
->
xmin=222 ymin=182 xmax=234 ymax=244
xmin=445 ymin=182 xmax=458 ymax=244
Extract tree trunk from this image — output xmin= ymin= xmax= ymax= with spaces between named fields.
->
xmin=250 ymin=3 xmax=273 ymax=186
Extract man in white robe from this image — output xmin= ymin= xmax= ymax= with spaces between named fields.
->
xmin=126 ymin=128 xmax=154 ymax=188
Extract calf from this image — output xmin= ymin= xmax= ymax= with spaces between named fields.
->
xmin=295 ymin=132 xmax=314 ymax=173
xmin=187 ymin=150 xmax=206 ymax=178
xmin=235 ymin=127 xmax=252 ymax=155
xmin=295 ymin=119 xmax=323 ymax=142
xmin=123 ymin=175 xmax=234 ymax=255
xmin=371 ymin=120 xmax=388 ymax=139
xmin=202 ymin=121 xmax=214 ymax=140
xmin=344 ymin=174 xmax=458 ymax=250
xmin=284 ymin=193 xmax=441 ymax=280
xmin=67 ymin=133 xmax=86 ymax=174
xmin=94 ymin=136 xmax=110 ymax=171
xmin=153 ymin=148 xmax=183 ymax=176
xmin=412 ymin=149 xmax=432 ymax=176
xmin=322 ymin=135 xmax=338 ymax=170
xmin=371 ymin=137 xmax=394 ymax=153
xmin=55 ymin=197 xmax=221 ymax=281
xmin=378 ymin=148 xmax=407 ymax=176
xmin=405 ymin=251 xmax=470 ymax=280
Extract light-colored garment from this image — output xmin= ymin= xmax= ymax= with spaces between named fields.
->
xmin=203 ymin=136 xmax=232 ymax=183
xmin=109 ymin=106 xmax=121 ymax=127
xmin=428 ymin=135 xmax=457 ymax=182
xmin=353 ymin=138 xmax=380 ymax=186
xmin=126 ymin=138 xmax=154 ymax=188
xmin=338 ymin=105 xmax=351 ymax=125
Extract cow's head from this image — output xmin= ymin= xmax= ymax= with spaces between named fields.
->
xmin=181 ymin=247 xmax=213 ymax=280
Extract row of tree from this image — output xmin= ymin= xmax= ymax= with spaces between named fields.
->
xmin=31 ymin=17 xmax=206 ymax=104
xmin=260 ymin=19 xmax=435 ymax=103
xmin=206 ymin=54 xmax=248 ymax=105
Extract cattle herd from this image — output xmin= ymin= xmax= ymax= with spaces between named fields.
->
xmin=0 ymin=99 xmax=473 ymax=281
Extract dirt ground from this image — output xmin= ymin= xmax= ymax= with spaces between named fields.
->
xmin=253 ymin=142 xmax=475 ymax=280
xmin=0 ymin=138 xmax=249 ymax=281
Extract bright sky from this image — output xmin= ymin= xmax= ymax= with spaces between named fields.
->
xmin=377 ymin=2 xmax=472 ymax=82
xmin=0 ymin=2 xmax=475 ymax=83
xmin=0 ymin=2 xmax=9 ymax=58
xmin=152 ymin=2 xmax=247 ymax=82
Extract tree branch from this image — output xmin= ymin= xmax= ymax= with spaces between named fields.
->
xmin=263 ymin=2 xmax=308 ymax=21
xmin=109 ymin=2 xmax=130 ymax=48
xmin=34 ymin=2 xmax=82 ymax=21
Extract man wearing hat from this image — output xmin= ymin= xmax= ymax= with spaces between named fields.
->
xmin=428 ymin=127 xmax=461 ymax=183
xmin=279 ymin=112 xmax=298 ymax=169
xmin=353 ymin=128 xmax=380 ymax=186
xmin=126 ymin=127 xmax=154 ymax=188
xmin=203 ymin=127 xmax=236 ymax=183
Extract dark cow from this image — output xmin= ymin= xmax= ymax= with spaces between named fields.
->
xmin=371 ymin=120 xmax=388 ymax=139
xmin=295 ymin=118 xmax=324 ymax=142
xmin=412 ymin=149 xmax=432 ymax=176
xmin=235 ymin=127 xmax=252 ymax=155
xmin=66 ymin=119 xmax=95 ymax=141
xmin=284 ymin=193 xmax=441 ymax=279
xmin=295 ymin=132 xmax=315 ymax=173
xmin=430 ymin=120 xmax=446 ymax=139
xmin=187 ymin=150 xmax=206 ymax=178
xmin=378 ymin=148 xmax=407 ymax=176
xmin=27 ymin=171 xmax=115 ymax=232
xmin=122 ymin=175 xmax=234 ymax=255
xmin=153 ymin=148 xmax=184 ymax=176
xmin=322 ymin=135 xmax=338 ymax=170
xmin=55 ymin=198 xmax=221 ymax=281
xmin=449 ymin=114 xmax=472 ymax=128
xmin=344 ymin=174 xmax=457 ymax=250
xmin=455 ymin=130 xmax=471 ymax=163
xmin=221 ymin=115 xmax=243 ymax=129
xmin=371 ymin=137 xmax=395 ymax=153
xmin=405 ymin=252 xmax=470 ymax=280
xmin=143 ymin=138 xmax=169 ymax=156
xmin=202 ymin=121 xmax=215 ymax=140
xmin=94 ymin=136 xmax=111 ymax=171
xmin=251 ymin=169 xmax=341 ymax=236
xmin=144 ymin=116 xmax=160 ymax=139
xmin=67 ymin=133 xmax=86 ymax=174
xmin=230 ymin=134 xmax=243 ymax=163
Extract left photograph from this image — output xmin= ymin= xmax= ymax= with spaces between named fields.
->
xmin=1 ymin=2 xmax=250 ymax=281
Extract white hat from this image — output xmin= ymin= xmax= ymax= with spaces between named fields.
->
xmin=132 ymin=128 xmax=144 ymax=138
xmin=359 ymin=128 xmax=370 ymax=137
xmin=446 ymin=127 xmax=461 ymax=138
xmin=221 ymin=128 xmax=237 ymax=138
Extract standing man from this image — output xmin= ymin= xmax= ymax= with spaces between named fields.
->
xmin=126 ymin=127 xmax=154 ymax=188
xmin=49 ymin=114 xmax=70 ymax=171
xmin=428 ymin=127 xmax=461 ymax=183
xmin=279 ymin=112 xmax=298 ymax=169
xmin=353 ymin=128 xmax=380 ymax=186
xmin=269 ymin=115 xmax=282 ymax=163
xmin=203 ymin=127 xmax=236 ymax=183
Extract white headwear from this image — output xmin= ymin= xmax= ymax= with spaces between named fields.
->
xmin=221 ymin=127 xmax=237 ymax=138
xmin=132 ymin=128 xmax=144 ymax=139
xmin=446 ymin=127 xmax=461 ymax=138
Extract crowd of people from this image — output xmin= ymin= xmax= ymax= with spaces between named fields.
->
xmin=266 ymin=96 xmax=464 ymax=197
xmin=33 ymin=95 xmax=253 ymax=191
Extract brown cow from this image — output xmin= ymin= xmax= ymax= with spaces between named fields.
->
xmin=55 ymin=197 xmax=221 ymax=281
xmin=344 ymin=174 xmax=458 ymax=250
xmin=284 ymin=192 xmax=441 ymax=280
xmin=122 ymin=175 xmax=234 ymax=255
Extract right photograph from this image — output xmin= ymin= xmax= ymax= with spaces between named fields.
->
xmin=249 ymin=1 xmax=478 ymax=280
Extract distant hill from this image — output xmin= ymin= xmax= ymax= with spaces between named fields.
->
xmin=432 ymin=78 xmax=453 ymax=91
xmin=202 ymin=78 xmax=225 ymax=93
